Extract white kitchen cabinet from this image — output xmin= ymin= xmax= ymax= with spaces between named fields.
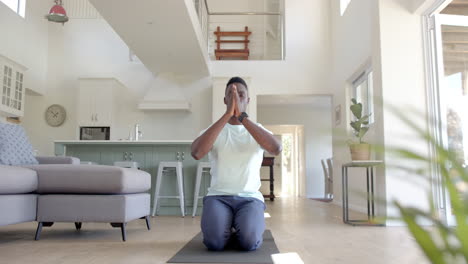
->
xmin=0 ymin=55 xmax=27 ymax=117
xmin=77 ymin=78 xmax=117 ymax=126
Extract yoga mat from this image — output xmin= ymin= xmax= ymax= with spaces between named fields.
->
xmin=167 ymin=230 xmax=279 ymax=264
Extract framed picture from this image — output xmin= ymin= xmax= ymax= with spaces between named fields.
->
xmin=335 ymin=105 xmax=341 ymax=126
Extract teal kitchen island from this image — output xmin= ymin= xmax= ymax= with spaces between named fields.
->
xmin=54 ymin=140 xmax=209 ymax=216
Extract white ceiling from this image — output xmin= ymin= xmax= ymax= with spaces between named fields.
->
xmin=442 ymin=26 xmax=468 ymax=75
xmin=89 ymin=0 xmax=210 ymax=77
xmin=437 ymin=1 xmax=468 ymax=75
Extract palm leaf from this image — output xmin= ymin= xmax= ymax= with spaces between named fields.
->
xmin=396 ymin=202 xmax=447 ymax=264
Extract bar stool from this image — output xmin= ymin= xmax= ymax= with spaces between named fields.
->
xmin=192 ymin=162 xmax=211 ymax=217
xmin=152 ymin=161 xmax=185 ymax=217
xmin=113 ymin=161 xmax=140 ymax=169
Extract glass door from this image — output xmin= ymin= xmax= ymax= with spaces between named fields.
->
xmin=431 ymin=12 xmax=468 ymax=226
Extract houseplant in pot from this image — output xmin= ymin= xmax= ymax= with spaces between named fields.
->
xmin=348 ymin=98 xmax=371 ymax=160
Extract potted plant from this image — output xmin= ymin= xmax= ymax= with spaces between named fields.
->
xmin=348 ymin=98 xmax=371 ymax=160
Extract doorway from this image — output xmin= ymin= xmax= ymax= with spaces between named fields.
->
xmin=257 ymin=94 xmax=333 ymax=199
xmin=260 ymin=125 xmax=305 ymax=198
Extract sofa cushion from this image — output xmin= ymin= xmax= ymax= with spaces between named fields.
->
xmin=0 ymin=165 xmax=38 ymax=194
xmin=22 ymin=164 xmax=150 ymax=194
xmin=0 ymin=123 xmax=38 ymax=165
xmin=35 ymin=156 xmax=80 ymax=165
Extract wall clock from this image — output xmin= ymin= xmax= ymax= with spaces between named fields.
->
xmin=45 ymin=104 xmax=67 ymax=127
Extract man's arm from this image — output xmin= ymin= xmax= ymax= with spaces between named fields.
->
xmin=241 ymin=118 xmax=282 ymax=155
xmin=191 ymin=113 xmax=231 ymax=160
xmin=191 ymin=86 xmax=239 ymax=160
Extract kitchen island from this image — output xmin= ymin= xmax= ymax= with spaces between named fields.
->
xmin=54 ymin=140 xmax=208 ymax=216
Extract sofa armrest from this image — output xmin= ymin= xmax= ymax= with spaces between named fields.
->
xmin=35 ymin=156 xmax=80 ymax=165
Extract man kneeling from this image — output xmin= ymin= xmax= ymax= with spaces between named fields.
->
xmin=191 ymin=77 xmax=282 ymax=251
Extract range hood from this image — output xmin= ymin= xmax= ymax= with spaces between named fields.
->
xmin=138 ymin=100 xmax=191 ymax=111
xmin=137 ymin=74 xmax=191 ymax=111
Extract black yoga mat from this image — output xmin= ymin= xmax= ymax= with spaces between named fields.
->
xmin=167 ymin=230 xmax=279 ymax=264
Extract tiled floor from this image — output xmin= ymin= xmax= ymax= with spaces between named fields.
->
xmin=0 ymin=198 xmax=427 ymax=264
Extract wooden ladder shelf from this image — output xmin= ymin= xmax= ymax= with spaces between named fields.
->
xmin=214 ymin=26 xmax=252 ymax=60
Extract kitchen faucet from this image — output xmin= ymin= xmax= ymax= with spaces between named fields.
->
xmin=135 ymin=124 xmax=143 ymax=141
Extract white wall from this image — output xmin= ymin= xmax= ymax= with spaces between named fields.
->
xmin=0 ymin=0 xmax=49 ymax=96
xmin=331 ymin=0 xmax=432 ymax=223
xmin=257 ymin=98 xmax=333 ymax=198
xmin=330 ymin=0 xmax=383 ymax=214
xmin=378 ymin=0 xmax=431 ymax=224
xmin=263 ymin=0 xmax=282 ymax=60
xmin=22 ymin=18 xmax=212 ymax=155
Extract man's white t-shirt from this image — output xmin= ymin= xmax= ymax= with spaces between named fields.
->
xmin=201 ymin=123 xmax=272 ymax=202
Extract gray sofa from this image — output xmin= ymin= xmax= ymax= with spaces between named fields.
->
xmin=0 ymin=123 xmax=151 ymax=241
xmin=0 ymin=156 xmax=79 ymax=227
xmin=0 ymin=165 xmax=38 ymax=227
xmin=0 ymin=156 xmax=151 ymax=241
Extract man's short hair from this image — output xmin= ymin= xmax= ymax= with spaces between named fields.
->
xmin=226 ymin=77 xmax=248 ymax=90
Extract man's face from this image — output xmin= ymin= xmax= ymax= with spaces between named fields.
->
xmin=224 ymin=82 xmax=249 ymax=112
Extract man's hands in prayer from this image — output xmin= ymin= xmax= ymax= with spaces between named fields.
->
xmin=226 ymin=85 xmax=241 ymax=118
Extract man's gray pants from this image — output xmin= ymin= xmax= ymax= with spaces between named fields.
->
xmin=201 ymin=195 xmax=266 ymax=251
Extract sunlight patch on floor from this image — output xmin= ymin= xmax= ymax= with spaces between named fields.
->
xmin=271 ymin=252 xmax=304 ymax=264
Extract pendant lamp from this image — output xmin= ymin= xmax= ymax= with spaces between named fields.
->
xmin=45 ymin=0 xmax=69 ymax=24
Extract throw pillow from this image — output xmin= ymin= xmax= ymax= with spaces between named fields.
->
xmin=0 ymin=123 xmax=38 ymax=165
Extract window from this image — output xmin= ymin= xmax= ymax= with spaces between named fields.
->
xmin=351 ymin=69 xmax=374 ymax=124
xmin=340 ymin=0 xmax=351 ymax=16
xmin=0 ymin=0 xmax=26 ymax=17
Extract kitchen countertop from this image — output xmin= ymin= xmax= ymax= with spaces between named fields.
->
xmin=54 ymin=140 xmax=196 ymax=157
xmin=55 ymin=140 xmax=194 ymax=144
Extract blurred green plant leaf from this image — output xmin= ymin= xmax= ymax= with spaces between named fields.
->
xmin=350 ymin=101 xmax=362 ymax=119
xmin=383 ymin=105 xmax=468 ymax=263
xmin=358 ymin=126 xmax=369 ymax=139
xmin=396 ymin=202 xmax=446 ymax=264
